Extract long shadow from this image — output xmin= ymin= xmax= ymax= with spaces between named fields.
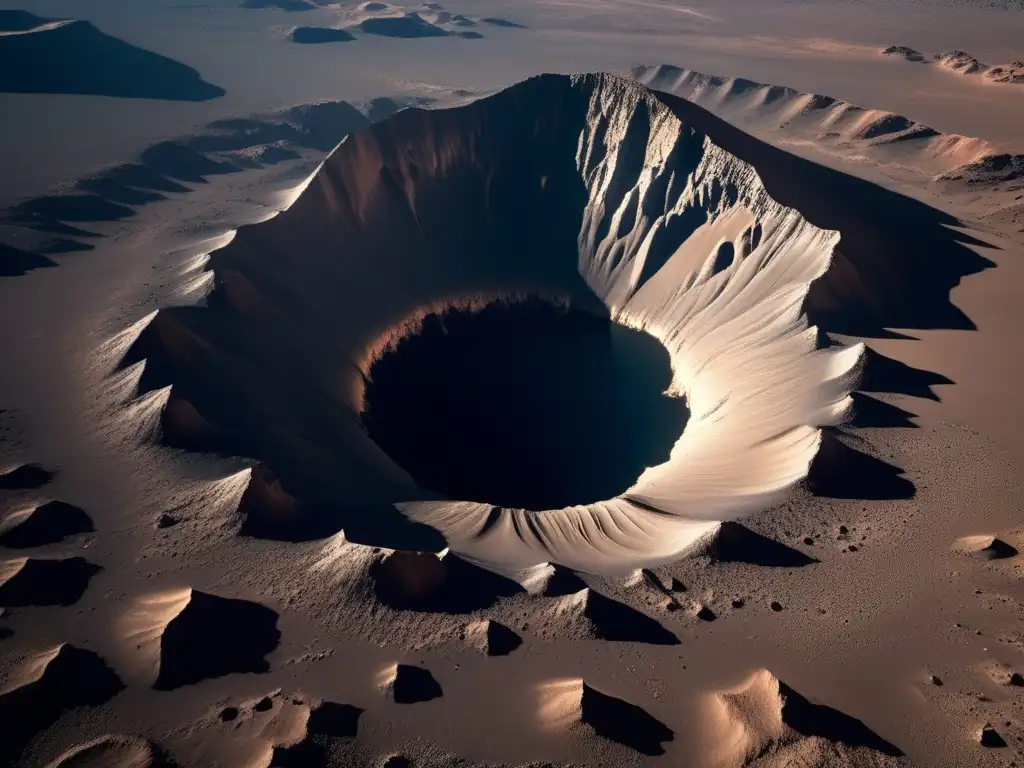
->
xmin=544 ymin=564 xmax=590 ymax=596
xmin=581 ymin=683 xmax=673 ymax=755
xmin=370 ymin=551 xmax=523 ymax=613
xmin=707 ymin=522 xmax=817 ymax=567
xmin=859 ymin=346 xmax=953 ymax=402
xmin=847 ymin=392 xmax=919 ymax=430
xmin=0 ymin=243 xmax=56 ymax=277
xmin=650 ymin=89 xmax=985 ymax=507
xmin=0 ymin=500 xmax=94 ymax=548
xmin=389 ymin=664 xmax=443 ymax=703
xmin=808 ymin=430 xmax=915 ymax=500
xmin=3 ymin=100 xmax=389 ymax=271
xmin=156 ymin=591 xmax=280 ymax=690
xmin=0 ymin=645 xmax=124 ymax=766
xmin=0 ymin=463 xmax=56 ymax=490
xmin=0 ymin=12 xmax=224 ymax=100
xmin=290 ymin=27 xmax=356 ymax=44
xmin=583 ymin=590 xmax=680 ymax=645
xmin=268 ymin=703 xmax=365 ymax=768
xmin=0 ymin=557 xmax=101 ymax=607
xmin=358 ymin=15 xmax=451 ymax=38
xmin=781 ymin=681 xmax=903 ymax=756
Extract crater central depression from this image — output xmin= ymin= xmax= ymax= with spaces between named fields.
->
xmin=362 ymin=299 xmax=689 ymax=511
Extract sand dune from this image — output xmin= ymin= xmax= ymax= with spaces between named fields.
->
xmin=369 ymin=550 xmax=522 ymax=613
xmin=545 ymin=587 xmax=679 ymax=645
xmin=985 ymin=661 xmax=1024 ymax=687
xmin=414 ymin=616 xmax=524 ymax=655
xmin=462 ymin=618 xmax=522 ymax=655
xmin=953 ymin=534 xmax=1019 ymax=560
xmin=704 ymin=669 xmax=902 ymax=766
xmin=378 ymin=663 xmax=444 ymax=703
xmin=537 ymin=678 xmax=673 ymax=755
xmin=121 ymin=588 xmax=280 ymax=689
xmin=0 ymin=556 xmax=99 ymax=606
xmin=480 ymin=17 xmax=525 ymax=28
xmin=289 ymin=26 xmax=356 ymax=44
xmin=0 ymin=501 xmax=93 ymax=548
xmin=700 ymin=521 xmax=816 ymax=568
xmin=0 ymin=243 xmax=57 ymax=277
xmin=0 ymin=462 xmax=56 ymax=489
xmin=357 ymin=13 xmax=450 ymax=38
xmin=0 ymin=645 xmax=123 ymax=765
xmin=0 ymin=11 xmax=223 ymax=100
xmin=239 ymin=697 xmax=364 ymax=766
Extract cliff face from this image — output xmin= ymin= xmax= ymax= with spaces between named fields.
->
xmin=121 ymin=73 xmax=860 ymax=573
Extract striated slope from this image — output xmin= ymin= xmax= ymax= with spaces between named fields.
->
xmin=113 ymin=73 xmax=869 ymax=574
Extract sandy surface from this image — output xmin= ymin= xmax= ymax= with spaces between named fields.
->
xmin=1 ymin=1 xmax=1023 ymax=767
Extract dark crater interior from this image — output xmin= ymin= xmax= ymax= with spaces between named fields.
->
xmin=361 ymin=299 xmax=688 ymax=510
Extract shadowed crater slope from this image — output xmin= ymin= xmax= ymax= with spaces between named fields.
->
xmin=107 ymin=72 xmax=979 ymax=573
xmin=363 ymin=299 xmax=687 ymax=510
